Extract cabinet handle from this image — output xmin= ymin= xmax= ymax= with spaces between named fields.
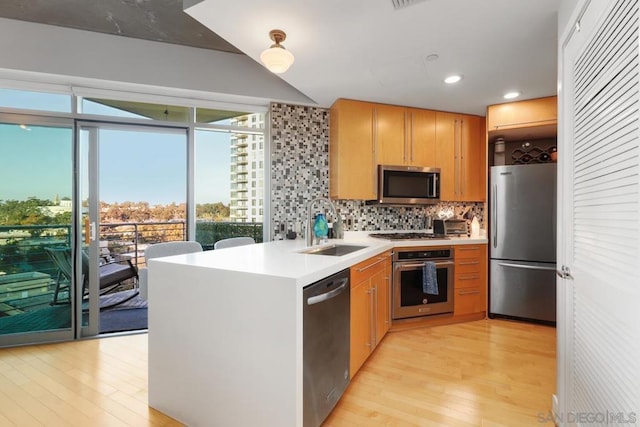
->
xmin=459 ymin=261 xmax=480 ymax=265
xmin=459 ymin=289 xmax=481 ymax=295
xmin=403 ymin=110 xmax=408 ymax=163
xmin=458 ymin=246 xmax=480 ymax=251
xmin=356 ymin=257 xmax=386 ymax=272
xmin=459 ymin=275 xmax=481 ymax=280
xmin=460 ymin=118 xmax=465 ymax=196
xmin=454 ymin=118 xmax=460 ymax=196
xmin=410 ymin=111 xmax=414 ymax=163
xmin=370 ymin=286 xmax=377 ymax=348
xmin=372 ymin=108 xmax=378 ymax=196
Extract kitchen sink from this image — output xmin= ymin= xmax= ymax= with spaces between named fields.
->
xmin=300 ymin=244 xmax=367 ymax=256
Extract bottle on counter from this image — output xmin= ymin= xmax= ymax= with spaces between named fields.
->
xmin=327 ymin=222 xmax=334 ymax=239
xmin=470 ymin=216 xmax=480 ymax=238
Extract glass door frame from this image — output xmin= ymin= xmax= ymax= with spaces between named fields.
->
xmin=0 ymin=112 xmax=76 ymax=346
xmin=76 ymin=120 xmax=190 ymax=337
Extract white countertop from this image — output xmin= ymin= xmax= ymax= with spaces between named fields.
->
xmin=150 ymin=231 xmax=488 ymax=288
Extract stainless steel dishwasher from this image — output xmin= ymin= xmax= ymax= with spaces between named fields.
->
xmin=303 ymin=268 xmax=350 ymax=427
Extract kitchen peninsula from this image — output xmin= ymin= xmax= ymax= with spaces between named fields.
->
xmin=147 ymin=233 xmax=487 ymax=427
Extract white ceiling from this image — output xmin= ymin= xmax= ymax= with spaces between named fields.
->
xmin=186 ymin=0 xmax=559 ymax=116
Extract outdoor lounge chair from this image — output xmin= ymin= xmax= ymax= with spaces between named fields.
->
xmin=45 ymin=246 xmax=138 ymax=306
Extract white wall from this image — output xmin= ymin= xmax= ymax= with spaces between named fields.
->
xmin=559 ymin=0 xmax=580 ymax=33
xmin=0 ymin=17 xmax=313 ymax=106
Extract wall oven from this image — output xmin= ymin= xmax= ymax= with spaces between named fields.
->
xmin=392 ymin=247 xmax=454 ymax=319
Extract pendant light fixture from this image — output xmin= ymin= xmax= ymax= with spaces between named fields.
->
xmin=260 ymin=29 xmax=294 ymax=74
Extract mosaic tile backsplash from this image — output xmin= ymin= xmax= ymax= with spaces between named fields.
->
xmin=269 ymin=102 xmax=485 ymax=240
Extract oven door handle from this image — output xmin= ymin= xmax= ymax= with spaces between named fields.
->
xmin=396 ymin=260 xmax=454 ymax=269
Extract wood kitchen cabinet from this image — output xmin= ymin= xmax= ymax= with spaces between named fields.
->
xmin=330 ymin=98 xmax=482 ymax=200
xmin=435 ymin=112 xmax=486 ymax=202
xmin=409 ymin=108 xmax=437 ymax=166
xmin=329 ymin=99 xmax=377 ymax=200
xmin=453 ymin=244 xmax=487 ymax=316
xmin=349 ymin=251 xmax=392 ymax=378
xmin=377 ymin=103 xmax=406 ymax=166
xmin=487 ymin=96 xmax=557 ymax=133
xmin=377 ymin=105 xmax=437 ymax=167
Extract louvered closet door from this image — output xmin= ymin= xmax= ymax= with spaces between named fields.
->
xmin=559 ymin=0 xmax=640 ymax=425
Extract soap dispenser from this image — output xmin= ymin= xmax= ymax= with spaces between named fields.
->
xmin=313 ymin=213 xmax=329 ymax=243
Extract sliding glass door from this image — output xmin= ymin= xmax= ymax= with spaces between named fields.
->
xmin=78 ymin=122 xmax=188 ymax=336
xmin=0 ymin=118 xmax=75 ymax=346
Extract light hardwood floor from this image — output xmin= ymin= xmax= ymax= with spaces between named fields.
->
xmin=0 ymin=319 xmax=555 ymax=426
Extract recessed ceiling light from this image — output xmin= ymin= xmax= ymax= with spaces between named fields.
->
xmin=444 ymin=75 xmax=462 ymax=84
xmin=504 ymin=91 xmax=521 ymax=99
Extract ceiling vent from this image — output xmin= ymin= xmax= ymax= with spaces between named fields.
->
xmin=391 ymin=0 xmax=428 ymax=10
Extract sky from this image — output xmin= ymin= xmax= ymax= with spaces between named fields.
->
xmin=97 ymin=128 xmax=232 ymax=205
xmin=1 ymin=122 xmax=234 ymax=206
xmin=0 ymin=124 xmax=73 ymax=202
xmin=0 ymin=89 xmax=238 ymax=206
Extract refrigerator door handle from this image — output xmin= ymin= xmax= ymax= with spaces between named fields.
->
xmin=498 ymin=262 xmax=557 ymax=271
xmin=492 ymin=184 xmax=497 ymax=248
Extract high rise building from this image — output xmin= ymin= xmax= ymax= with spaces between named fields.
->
xmin=229 ymin=114 xmax=265 ymax=223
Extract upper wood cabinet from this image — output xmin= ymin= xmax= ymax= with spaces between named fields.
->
xmin=487 ymin=96 xmax=557 ymax=135
xmin=408 ymin=108 xmax=437 ymax=167
xmin=435 ymin=112 xmax=486 ymax=202
xmin=377 ymin=105 xmax=436 ymax=167
xmin=376 ymin=104 xmax=406 ymax=166
xmin=330 ymin=98 xmax=484 ymax=201
xmin=329 ymin=99 xmax=377 ymax=200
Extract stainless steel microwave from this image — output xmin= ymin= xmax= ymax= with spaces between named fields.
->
xmin=368 ymin=165 xmax=440 ymax=205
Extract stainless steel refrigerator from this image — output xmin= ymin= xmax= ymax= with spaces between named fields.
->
xmin=489 ymin=163 xmax=557 ymax=323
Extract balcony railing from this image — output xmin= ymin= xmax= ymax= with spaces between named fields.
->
xmin=0 ymin=221 xmax=263 ymax=312
xmin=1 ymin=220 xmax=263 ymax=275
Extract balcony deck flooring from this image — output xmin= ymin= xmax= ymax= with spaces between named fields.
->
xmin=0 ymin=290 xmax=147 ymax=336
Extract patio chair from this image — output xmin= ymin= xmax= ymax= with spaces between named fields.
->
xmin=138 ymin=241 xmax=203 ymax=300
xmin=214 ymin=237 xmax=255 ymax=250
xmin=45 ymin=246 xmax=138 ymax=305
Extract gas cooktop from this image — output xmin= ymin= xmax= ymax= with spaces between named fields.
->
xmin=368 ymin=232 xmax=449 ymax=240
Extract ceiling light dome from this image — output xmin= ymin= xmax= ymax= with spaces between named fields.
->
xmin=504 ymin=91 xmax=521 ymax=99
xmin=444 ymin=74 xmax=463 ymax=84
xmin=260 ymin=29 xmax=294 ymax=74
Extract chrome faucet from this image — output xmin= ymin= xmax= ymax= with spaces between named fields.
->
xmin=306 ymin=197 xmax=344 ymax=246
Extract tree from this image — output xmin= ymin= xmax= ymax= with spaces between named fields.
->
xmin=196 ymin=203 xmax=230 ymax=221
xmin=0 ymin=198 xmax=52 ymax=226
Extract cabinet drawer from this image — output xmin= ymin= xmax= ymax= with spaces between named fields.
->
xmin=455 ymin=273 xmax=483 ymax=289
xmin=454 ymin=286 xmax=486 ymax=315
xmin=454 ymin=245 xmax=485 ymax=259
xmin=456 ymin=258 xmax=482 ymax=274
xmin=351 ymin=255 xmax=387 ymax=287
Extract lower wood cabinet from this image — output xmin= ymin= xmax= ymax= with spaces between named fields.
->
xmin=350 ymin=251 xmax=392 ymax=378
xmin=453 ymin=245 xmax=488 ymax=316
